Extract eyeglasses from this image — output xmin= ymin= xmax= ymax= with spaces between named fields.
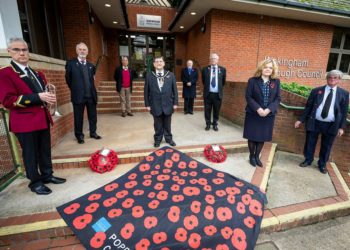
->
xmin=10 ymin=48 xmax=29 ymax=53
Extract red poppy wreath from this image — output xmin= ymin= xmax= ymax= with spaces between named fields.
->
xmin=88 ymin=149 xmax=118 ymax=173
xmin=203 ymin=144 xmax=227 ymax=163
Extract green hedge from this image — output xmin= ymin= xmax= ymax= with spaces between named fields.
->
xmin=281 ymin=82 xmax=350 ymax=114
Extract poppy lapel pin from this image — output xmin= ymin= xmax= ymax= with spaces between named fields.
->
xmin=270 ymin=83 xmax=275 ymax=89
xmin=318 ymin=90 xmax=323 ymax=95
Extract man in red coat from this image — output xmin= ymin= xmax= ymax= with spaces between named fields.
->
xmin=0 ymin=38 xmax=66 ymax=195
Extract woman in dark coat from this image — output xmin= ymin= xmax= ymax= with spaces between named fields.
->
xmin=243 ymin=58 xmax=281 ymax=167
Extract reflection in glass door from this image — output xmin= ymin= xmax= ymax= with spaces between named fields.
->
xmin=118 ymin=34 xmax=175 ymax=79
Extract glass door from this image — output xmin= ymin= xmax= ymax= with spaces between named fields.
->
xmin=119 ymin=34 xmax=175 ymax=79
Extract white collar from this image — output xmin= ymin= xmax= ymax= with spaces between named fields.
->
xmin=326 ymin=85 xmax=337 ymax=92
xmin=123 ymin=66 xmax=128 ymax=70
xmin=12 ymin=60 xmax=29 ymax=73
xmin=156 ymin=70 xmax=164 ymax=75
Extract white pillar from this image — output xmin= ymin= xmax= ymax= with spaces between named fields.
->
xmin=0 ymin=0 xmax=22 ymax=49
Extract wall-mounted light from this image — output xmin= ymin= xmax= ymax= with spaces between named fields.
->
xmin=157 ymin=37 xmax=164 ymax=40
xmin=190 ymin=12 xmax=196 ymax=15
xmin=180 ymin=26 xmax=184 ymax=29
xmin=113 ymin=21 xmax=118 ymax=24
xmin=105 ymin=4 xmax=111 ymax=7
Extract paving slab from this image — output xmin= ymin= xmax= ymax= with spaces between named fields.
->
xmin=257 ymin=215 xmax=350 ymax=249
xmin=266 ymin=151 xmax=337 ymax=209
xmin=52 ymin=112 xmax=244 ymax=157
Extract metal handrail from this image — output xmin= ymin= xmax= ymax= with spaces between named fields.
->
xmin=279 ymin=102 xmax=350 ymax=124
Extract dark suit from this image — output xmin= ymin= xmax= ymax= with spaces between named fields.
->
xmin=0 ymin=61 xmax=54 ymax=189
xmin=202 ymin=65 xmax=226 ymax=126
xmin=144 ymin=71 xmax=178 ymax=143
xmin=181 ymin=67 xmax=198 ymax=113
xmin=65 ymin=58 xmax=98 ymax=139
xmin=299 ymin=85 xmax=349 ymax=168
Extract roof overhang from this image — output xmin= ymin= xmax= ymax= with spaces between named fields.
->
xmin=170 ymin=0 xmax=350 ymax=32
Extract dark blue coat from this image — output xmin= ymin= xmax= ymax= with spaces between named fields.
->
xmin=299 ymin=85 xmax=349 ymax=135
xmin=65 ymin=58 xmax=97 ymax=104
xmin=181 ymin=67 xmax=198 ymax=98
xmin=144 ymin=71 xmax=179 ymax=116
xmin=245 ymin=77 xmax=281 ymax=116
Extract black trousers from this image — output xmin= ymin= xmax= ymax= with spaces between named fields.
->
xmin=153 ymin=113 xmax=172 ymax=143
xmin=73 ymin=98 xmax=97 ymax=139
xmin=16 ymin=128 xmax=53 ymax=188
xmin=303 ymin=120 xmax=337 ymax=168
xmin=184 ymin=98 xmax=194 ymax=113
xmin=204 ymin=93 xmax=222 ymax=126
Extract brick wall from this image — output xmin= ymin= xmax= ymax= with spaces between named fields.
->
xmin=175 ymin=33 xmax=187 ymax=80
xmin=37 ymin=68 xmax=72 ymax=147
xmin=221 ymin=81 xmax=350 ymax=181
xmin=59 ymin=0 xmax=90 ymax=60
xmin=106 ymin=29 xmax=119 ymax=81
xmin=201 ymin=9 xmax=350 ymax=91
xmin=126 ymin=4 xmax=176 ymax=33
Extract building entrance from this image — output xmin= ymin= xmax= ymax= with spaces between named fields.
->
xmin=118 ymin=34 xmax=175 ymax=79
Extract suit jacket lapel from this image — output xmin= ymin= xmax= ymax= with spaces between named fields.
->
xmin=316 ymin=86 xmax=327 ymax=107
xmin=10 ymin=61 xmax=39 ymax=93
xmin=29 ymin=67 xmax=45 ymax=90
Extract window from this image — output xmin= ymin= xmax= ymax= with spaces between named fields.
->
xmin=17 ymin=0 xmax=65 ymax=59
xmin=327 ymin=28 xmax=350 ymax=74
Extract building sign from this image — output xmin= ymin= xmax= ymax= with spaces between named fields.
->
xmin=265 ymin=56 xmax=324 ymax=79
xmin=137 ymin=14 xmax=161 ymax=29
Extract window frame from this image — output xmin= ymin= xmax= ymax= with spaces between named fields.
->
xmin=328 ymin=29 xmax=350 ymax=75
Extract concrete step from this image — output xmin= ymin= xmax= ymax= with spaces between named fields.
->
xmin=97 ymin=100 xmax=205 ymax=108
xmin=97 ymin=106 xmax=205 ymax=114
xmin=98 ymin=85 xmax=202 ymax=91
xmin=98 ymin=95 xmax=203 ymax=102
xmin=97 ymin=90 xmax=203 ymax=97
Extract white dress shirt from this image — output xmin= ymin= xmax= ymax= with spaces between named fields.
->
xmin=316 ymin=85 xmax=337 ymax=122
xmin=156 ymin=70 xmax=165 ymax=91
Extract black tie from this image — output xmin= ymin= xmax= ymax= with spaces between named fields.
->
xmin=321 ymin=89 xmax=333 ymax=119
xmin=211 ymin=67 xmax=216 ymax=88
xmin=25 ymin=67 xmax=42 ymax=91
xmin=158 ymin=73 xmax=162 ymax=77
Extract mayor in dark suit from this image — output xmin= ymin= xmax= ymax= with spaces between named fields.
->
xmin=144 ymin=56 xmax=178 ymax=148
xmin=0 ymin=38 xmax=65 ymax=195
xmin=114 ymin=56 xmax=134 ymax=117
xmin=202 ymin=53 xmax=226 ymax=131
xmin=181 ymin=60 xmax=198 ymax=114
xmin=243 ymin=59 xmax=281 ymax=167
xmin=65 ymin=42 xmax=101 ymax=144
xmin=295 ymin=70 xmax=349 ymax=174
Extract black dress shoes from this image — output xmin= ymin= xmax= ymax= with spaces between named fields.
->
xmin=77 ymin=138 xmax=85 ymax=144
xmin=43 ymin=176 xmax=66 ymax=184
xmin=154 ymin=142 xmax=160 ymax=148
xmin=255 ymin=157 xmax=263 ymax=167
xmin=90 ymin=134 xmax=102 ymax=139
xmin=205 ymin=125 xmax=210 ymax=131
xmin=121 ymin=112 xmax=126 ymax=117
xmin=167 ymin=140 xmax=176 ymax=146
xmin=31 ymin=185 xmax=52 ymax=195
xmin=299 ymin=161 xmax=311 ymax=167
xmin=127 ymin=112 xmax=134 ymax=116
xmin=249 ymin=156 xmax=257 ymax=167
xmin=189 ymin=112 xmax=193 ymax=115
xmin=213 ymin=125 xmax=218 ymax=131
xmin=319 ymin=166 xmax=328 ymax=174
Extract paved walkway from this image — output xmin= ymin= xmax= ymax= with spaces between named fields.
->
xmin=52 ymin=112 xmax=243 ymax=156
xmin=257 ymin=215 xmax=350 ymax=250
